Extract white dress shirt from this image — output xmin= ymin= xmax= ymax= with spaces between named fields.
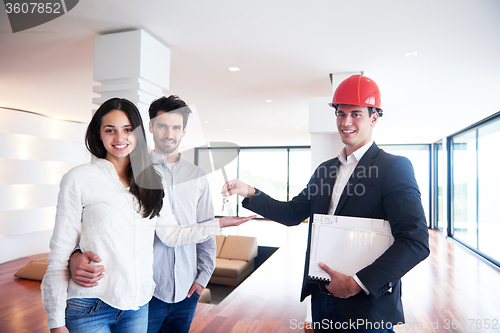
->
xmin=41 ymin=158 xmax=221 ymax=329
xmin=327 ymin=141 xmax=374 ymax=295
xmin=327 ymin=141 xmax=374 ymax=215
xmin=150 ymin=151 xmax=216 ymax=303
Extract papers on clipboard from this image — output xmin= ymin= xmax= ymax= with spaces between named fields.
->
xmin=308 ymin=214 xmax=394 ymax=282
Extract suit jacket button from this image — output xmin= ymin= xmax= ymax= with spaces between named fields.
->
xmin=388 ymin=282 xmax=392 ymax=287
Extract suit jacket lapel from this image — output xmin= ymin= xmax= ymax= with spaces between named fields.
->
xmin=334 ymin=143 xmax=380 ymax=215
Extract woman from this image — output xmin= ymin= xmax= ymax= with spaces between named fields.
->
xmin=41 ymin=98 xmax=252 ymax=333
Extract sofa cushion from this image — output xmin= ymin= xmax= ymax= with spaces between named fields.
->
xmin=218 ymin=235 xmax=257 ymax=261
xmin=215 ymin=235 xmax=226 ymax=257
xmin=213 ymin=258 xmax=254 ymax=278
xmin=209 ymin=263 xmax=255 ymax=287
xmin=14 ymin=257 xmax=48 ymax=281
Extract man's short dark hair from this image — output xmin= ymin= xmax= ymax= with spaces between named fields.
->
xmin=332 ymin=104 xmax=383 ymax=117
xmin=148 ymin=95 xmax=192 ymax=128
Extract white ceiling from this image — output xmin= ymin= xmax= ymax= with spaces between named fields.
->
xmin=1 ymin=0 xmax=500 ymax=147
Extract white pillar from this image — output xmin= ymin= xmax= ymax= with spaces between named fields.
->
xmin=329 ymin=71 xmax=362 ymax=95
xmin=93 ymin=29 xmax=170 ymax=148
xmin=308 ymin=72 xmax=364 ymax=172
xmin=308 ymin=97 xmax=343 ymax=172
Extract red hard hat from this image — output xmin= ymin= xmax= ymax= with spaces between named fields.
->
xmin=329 ymin=75 xmax=382 ymax=114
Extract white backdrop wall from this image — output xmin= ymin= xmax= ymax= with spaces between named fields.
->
xmin=0 ymin=108 xmax=89 ymax=263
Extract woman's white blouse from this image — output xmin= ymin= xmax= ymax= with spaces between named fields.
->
xmin=41 ymin=158 xmax=221 ymax=329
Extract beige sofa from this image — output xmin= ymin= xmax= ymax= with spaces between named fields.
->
xmin=15 ymin=257 xmax=213 ymax=303
xmin=209 ymin=235 xmax=258 ymax=287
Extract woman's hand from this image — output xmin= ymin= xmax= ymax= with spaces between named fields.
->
xmin=219 ymin=215 xmax=257 ymax=228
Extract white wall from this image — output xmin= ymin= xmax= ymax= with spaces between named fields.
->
xmin=0 ymin=108 xmax=88 ymax=263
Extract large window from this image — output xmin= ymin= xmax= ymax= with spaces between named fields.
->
xmin=195 ymin=146 xmax=310 ymax=218
xmin=379 ymin=144 xmax=431 ymax=226
xmin=288 ymin=148 xmax=312 ymax=199
xmin=238 ymin=149 xmax=288 ymax=218
xmin=477 ymin=119 xmax=500 ymax=263
xmin=451 ymin=130 xmax=477 ymax=247
xmin=449 ymin=113 xmax=500 ymax=265
xmin=433 ymin=141 xmax=446 ymax=230
xmin=196 ymin=147 xmax=239 ymax=217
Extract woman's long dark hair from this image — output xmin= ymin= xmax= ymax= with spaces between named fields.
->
xmin=85 ymin=98 xmax=164 ymax=219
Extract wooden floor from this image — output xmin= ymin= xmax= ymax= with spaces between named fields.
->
xmin=0 ymin=252 xmax=49 ymax=333
xmin=1 ymin=225 xmax=499 ymax=333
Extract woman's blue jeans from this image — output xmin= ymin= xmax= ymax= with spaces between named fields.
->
xmin=65 ymin=298 xmax=149 ymax=333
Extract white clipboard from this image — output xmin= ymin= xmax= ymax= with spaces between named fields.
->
xmin=308 ymin=214 xmax=394 ymax=282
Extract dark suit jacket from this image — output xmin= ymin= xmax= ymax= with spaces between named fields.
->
xmin=243 ymin=143 xmax=429 ymax=325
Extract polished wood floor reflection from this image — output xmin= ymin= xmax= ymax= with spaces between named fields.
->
xmin=191 ymin=224 xmax=500 ymax=333
xmin=0 ymin=252 xmax=48 ymax=333
xmin=1 ymin=224 xmax=499 ymax=333
xmin=393 ymin=229 xmax=500 ymax=333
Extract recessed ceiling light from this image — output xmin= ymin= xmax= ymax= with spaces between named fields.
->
xmin=266 ymin=100 xmax=273 ymax=103
xmin=404 ymin=51 xmax=418 ymax=57
xmin=204 ymin=120 xmax=209 ymax=123
xmin=228 ymin=67 xmax=240 ymax=72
